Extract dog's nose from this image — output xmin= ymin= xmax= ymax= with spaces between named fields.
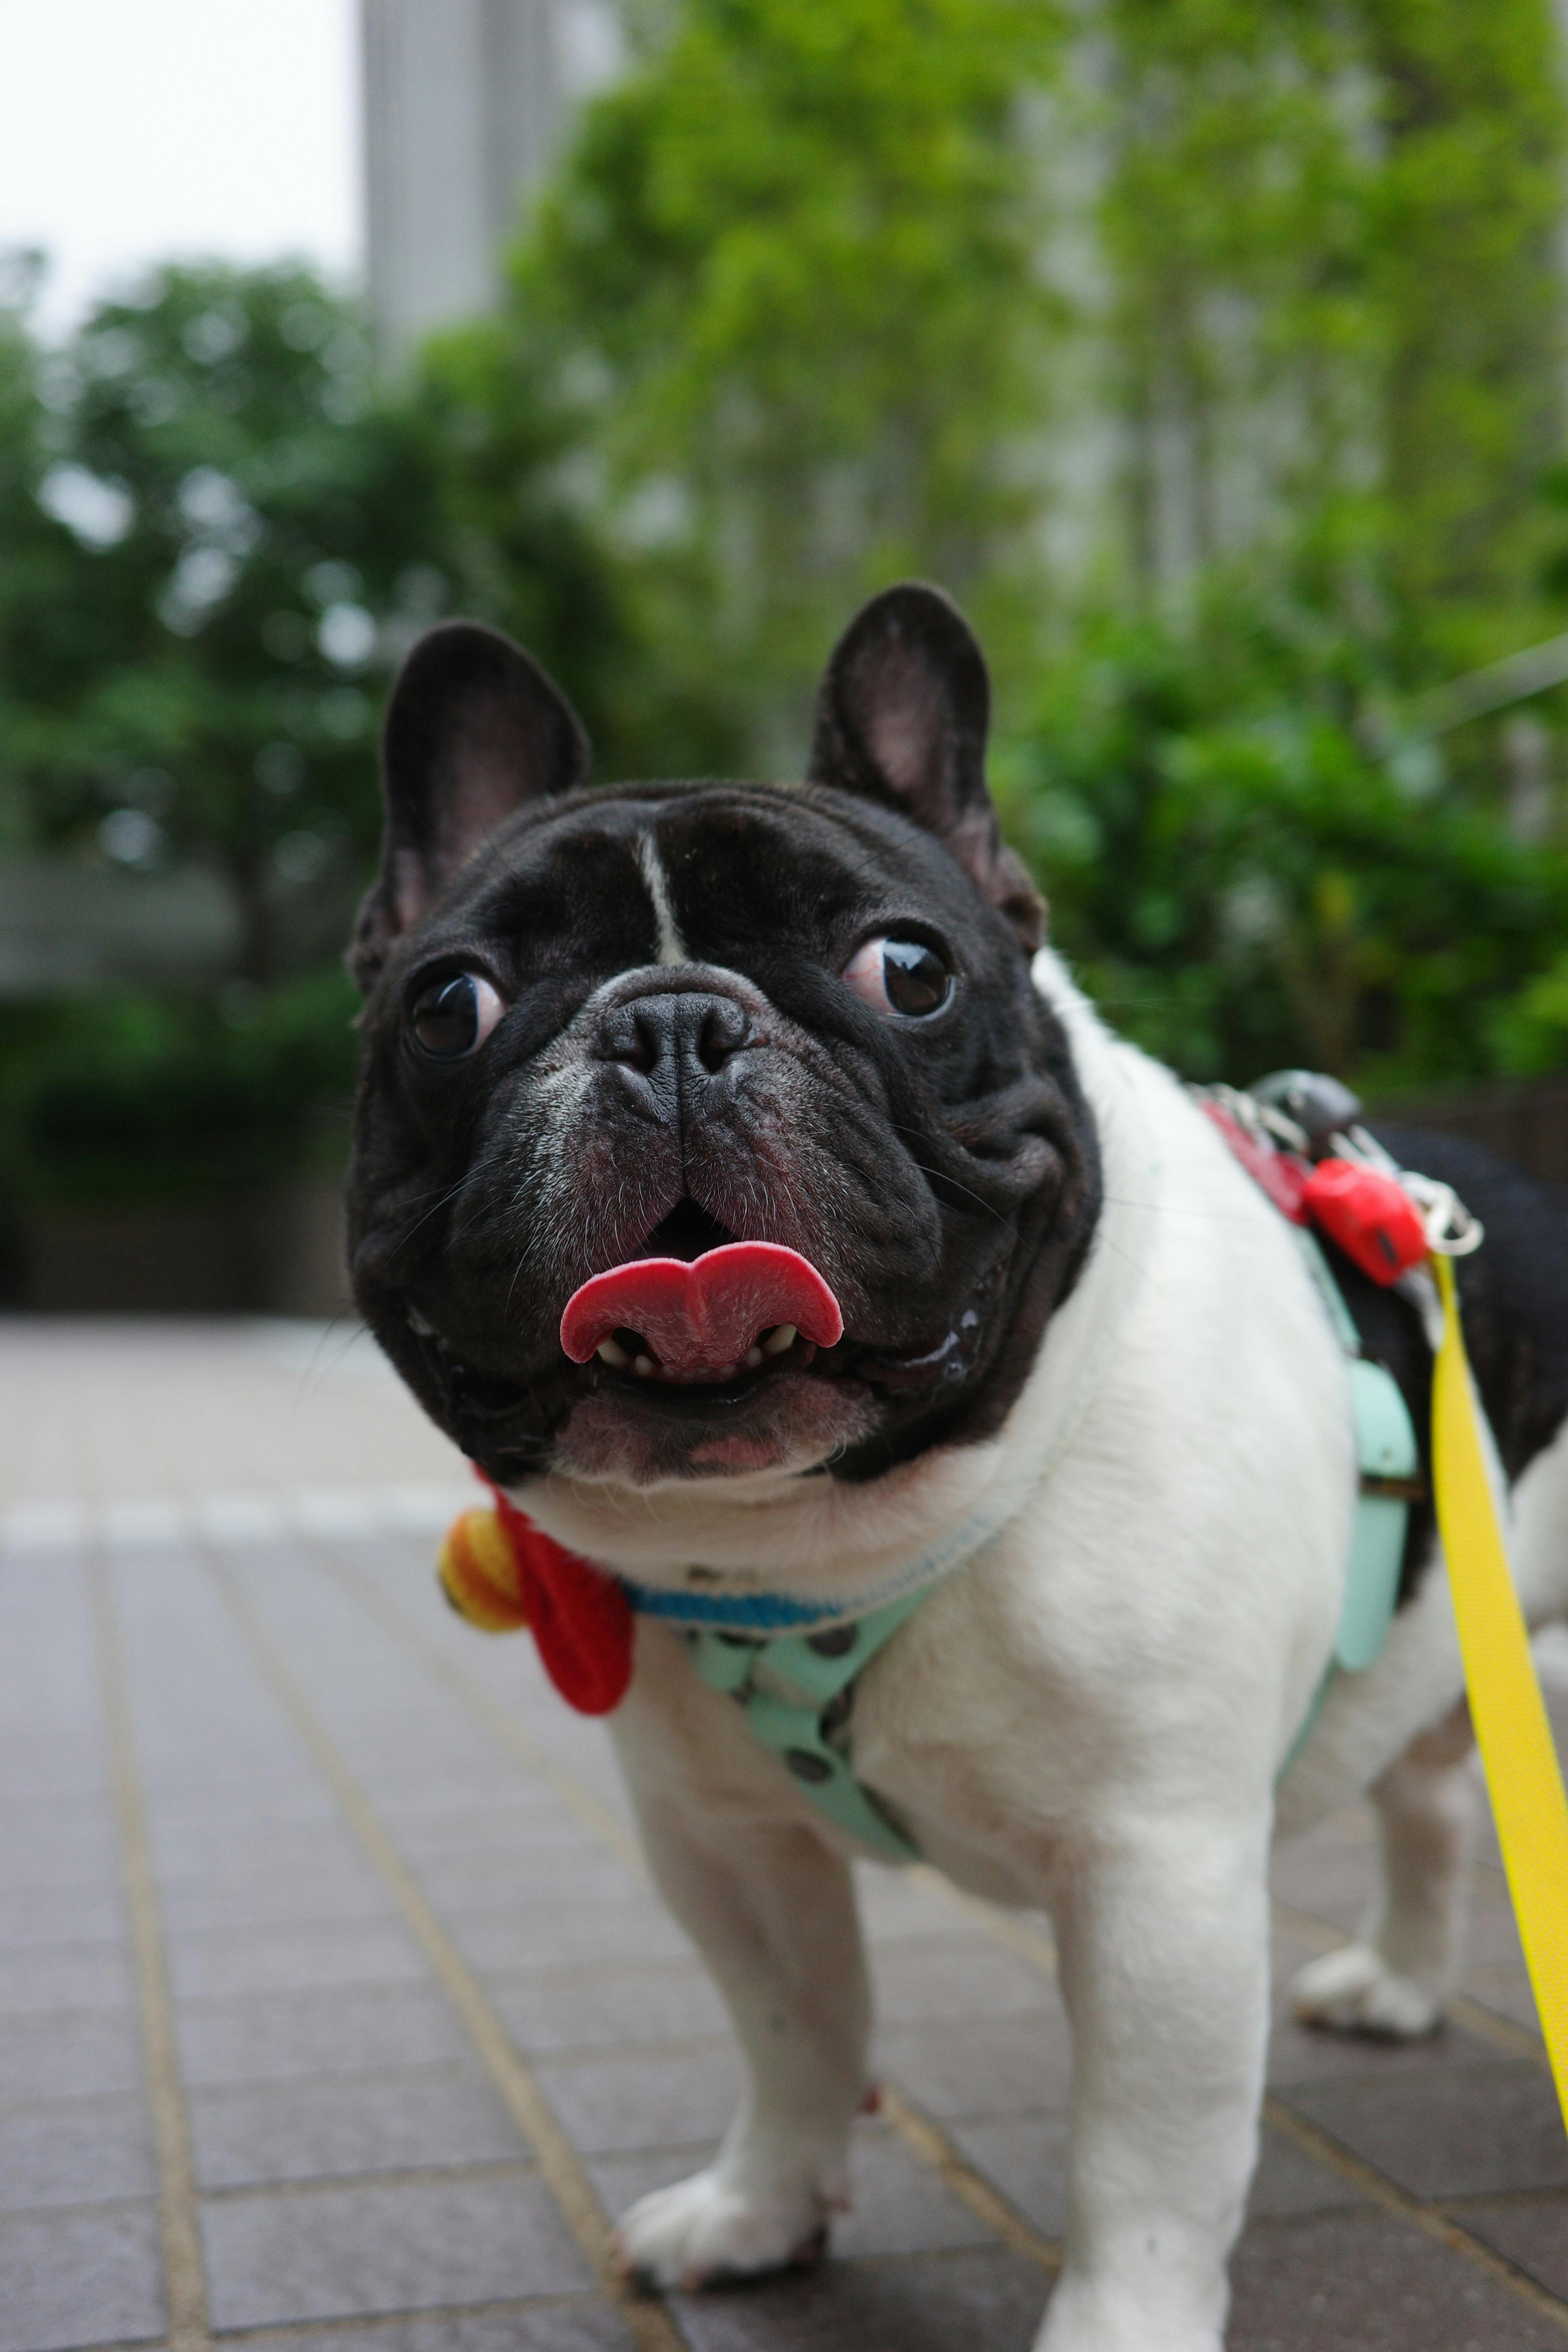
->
xmin=600 ymin=991 xmax=757 ymax=1107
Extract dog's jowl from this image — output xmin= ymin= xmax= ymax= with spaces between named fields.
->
xmin=347 ymin=583 xmax=1568 ymax=2350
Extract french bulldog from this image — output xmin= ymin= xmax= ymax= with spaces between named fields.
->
xmin=346 ymin=584 xmax=1568 ymax=2350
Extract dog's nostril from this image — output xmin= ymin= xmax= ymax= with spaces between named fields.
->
xmin=696 ymin=1000 xmax=751 ymax=1074
xmin=601 ymin=993 xmax=753 ymax=1080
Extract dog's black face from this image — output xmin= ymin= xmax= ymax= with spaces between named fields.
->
xmin=347 ymin=586 xmax=1100 ymax=1491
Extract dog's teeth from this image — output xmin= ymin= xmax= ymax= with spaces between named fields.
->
xmin=633 ymin=1355 xmax=655 ymax=1377
xmin=407 ymin=1306 xmax=436 ymax=1337
xmin=596 ymin=1337 xmax=630 ymax=1368
xmin=745 ymin=1346 xmax=764 ymax=1369
xmin=716 ymin=1362 xmax=737 ymax=1381
xmin=762 ymin=1323 xmax=796 ymax=1355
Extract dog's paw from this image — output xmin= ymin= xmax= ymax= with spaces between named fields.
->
xmin=1288 ymin=1943 xmax=1443 ymax=2040
xmin=614 ymin=2163 xmax=835 ymax=2292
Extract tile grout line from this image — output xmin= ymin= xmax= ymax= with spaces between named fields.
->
xmin=320 ymin=1543 xmax=1064 ymax=2275
xmin=1260 ymin=2096 xmax=1568 ymax=2332
xmin=322 ymin=1545 xmax=643 ymax=1867
xmin=964 ymin=1880 xmax=1568 ymax=2332
xmin=874 ymin=2082 xmax=1062 ymax=2273
xmin=88 ymin=1550 xmax=214 ymax=2352
xmin=199 ymin=1545 xmax=690 ymax=2352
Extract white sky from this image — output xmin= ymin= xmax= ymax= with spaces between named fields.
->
xmin=0 ymin=0 xmax=361 ymax=338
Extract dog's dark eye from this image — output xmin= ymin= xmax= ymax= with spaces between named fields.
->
xmin=407 ymin=971 xmax=505 ymax=1059
xmin=842 ymin=936 xmax=953 ymax=1019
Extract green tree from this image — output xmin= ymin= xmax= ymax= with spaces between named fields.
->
xmin=1098 ymin=0 xmax=1566 ymax=669
xmin=1 ymin=260 xmax=633 ymax=981
xmin=1000 ymin=599 xmax=1568 ymax=1088
xmin=503 ymin=0 xmax=1066 ymax=764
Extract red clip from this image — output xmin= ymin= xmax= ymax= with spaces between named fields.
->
xmin=1302 ymin=1159 xmax=1428 ymax=1286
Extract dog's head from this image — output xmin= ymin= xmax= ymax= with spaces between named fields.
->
xmin=347 ymin=584 xmax=1100 ymax=1494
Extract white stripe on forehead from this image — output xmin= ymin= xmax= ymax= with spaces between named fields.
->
xmin=637 ymin=834 xmax=690 ymax=966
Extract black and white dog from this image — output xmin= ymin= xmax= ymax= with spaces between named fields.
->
xmin=347 ymin=584 xmax=1568 ymax=2349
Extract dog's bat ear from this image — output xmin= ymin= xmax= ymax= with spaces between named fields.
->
xmin=807 ymin=583 xmax=1043 ymax=953
xmin=349 ymin=621 xmax=591 ymax=991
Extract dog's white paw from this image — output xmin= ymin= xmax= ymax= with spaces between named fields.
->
xmin=1288 ymin=1943 xmax=1443 ymax=2039
xmin=613 ymin=2162 xmax=836 ymax=2291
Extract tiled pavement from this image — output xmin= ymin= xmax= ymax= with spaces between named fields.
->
xmin=4 ymin=1321 xmax=1568 ymax=2350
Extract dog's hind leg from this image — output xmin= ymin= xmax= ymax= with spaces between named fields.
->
xmin=1288 ymin=1696 xmax=1477 ymax=2039
xmin=610 ymin=1789 xmax=870 ymax=2291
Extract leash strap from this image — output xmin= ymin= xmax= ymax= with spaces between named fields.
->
xmin=1431 ymin=1254 xmax=1568 ymax=2125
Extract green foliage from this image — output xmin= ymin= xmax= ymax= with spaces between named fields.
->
xmin=0 ymin=259 xmax=636 ymax=980
xmin=1000 ymin=599 xmax=1568 ymax=1087
xmin=0 ymin=968 xmax=359 ymax=1205
xmin=504 ymin=0 xmax=1065 ymax=759
xmin=1098 ymin=0 xmax=1567 ymax=665
xmin=3 ymin=264 xmax=432 ymax=976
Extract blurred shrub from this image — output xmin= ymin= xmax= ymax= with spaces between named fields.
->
xmin=0 ymin=967 xmax=358 ymax=1207
xmin=0 ymin=259 xmax=641 ymax=982
xmin=998 ymin=599 xmax=1568 ymax=1089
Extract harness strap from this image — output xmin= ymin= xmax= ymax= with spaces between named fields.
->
xmin=684 ymin=1590 xmax=926 ymax=1863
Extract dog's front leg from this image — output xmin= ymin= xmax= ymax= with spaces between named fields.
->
xmin=1038 ymin=1814 xmax=1270 ymax=2352
xmin=611 ymin=1783 xmax=870 ymax=2290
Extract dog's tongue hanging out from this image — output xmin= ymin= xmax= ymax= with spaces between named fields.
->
xmin=560 ymin=1242 xmax=842 ymax=1383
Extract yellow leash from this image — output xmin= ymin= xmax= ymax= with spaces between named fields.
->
xmin=1432 ymin=1252 xmax=1568 ymax=2124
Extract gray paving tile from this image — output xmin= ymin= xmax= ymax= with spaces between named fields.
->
xmin=671 ymin=2247 xmax=1049 ymax=2352
xmin=156 ymin=1862 xmax=394 ymax=1935
xmin=0 ymin=1885 xmax=127 ymax=1950
xmin=392 ymin=1806 xmax=599 ymax=1864
xmin=0 ymin=2093 xmax=157 ymax=2212
xmin=1459 ymin=2195 xmax=1568 ymax=2301
xmin=201 ymin=2171 xmax=593 ymax=2327
xmin=1247 ymin=2127 xmax=1372 ymax=2221
xmin=1461 ymin=1965 xmax=1543 ymax=2034
xmin=875 ymin=2014 xmax=1073 ymax=2122
xmin=0 ymin=2202 xmax=163 ymax=2352
xmin=0 ymin=1941 xmax=135 ymax=2016
xmin=493 ymin=1961 xmax=731 ymax=2056
xmin=867 ymin=1932 xmax=1056 ymax=2026
xmin=175 ymin=1982 xmax=472 ymax=2087
xmin=410 ymin=1848 xmax=638 ymax=1914
xmin=1267 ymin=2010 xmax=1496 ymax=2089
xmin=148 ymin=1823 xmax=367 ymax=1881
xmin=0 ymin=1818 xmax=120 ymax=1893
xmin=165 ymin=1918 xmax=430 ymax=2000
xmin=454 ymin=1900 xmax=693 ymax=1975
xmin=949 ymin=2116 xmax=1071 ymax=2239
xmin=536 ymin=2043 xmax=741 ymax=2157
xmin=260 ymin=2309 xmax=637 ymax=2352
xmin=1282 ymin=2061 xmax=1568 ymax=2200
xmin=0 ymin=2011 xmax=144 ymax=2100
xmin=1228 ymin=2209 xmax=1568 ymax=2348
xmin=188 ymin=2065 xmax=526 ymax=2189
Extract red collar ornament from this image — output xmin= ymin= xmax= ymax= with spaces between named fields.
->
xmin=437 ymin=1481 xmax=634 ymax=1714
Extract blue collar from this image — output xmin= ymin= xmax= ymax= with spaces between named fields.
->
xmin=619 ymin=1579 xmax=844 ymax=1631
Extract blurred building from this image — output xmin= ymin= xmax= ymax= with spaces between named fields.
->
xmin=361 ymin=0 xmax=621 ymax=366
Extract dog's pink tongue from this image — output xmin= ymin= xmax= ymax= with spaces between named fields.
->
xmin=561 ymin=1242 xmax=842 ymax=1376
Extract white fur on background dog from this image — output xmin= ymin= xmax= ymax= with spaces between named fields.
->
xmin=507 ymin=950 xmax=1568 ymax=2351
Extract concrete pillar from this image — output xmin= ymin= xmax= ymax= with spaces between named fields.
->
xmin=361 ymin=0 xmax=618 ymax=367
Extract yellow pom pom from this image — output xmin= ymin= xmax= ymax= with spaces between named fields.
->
xmin=437 ymin=1507 xmax=530 ymax=1633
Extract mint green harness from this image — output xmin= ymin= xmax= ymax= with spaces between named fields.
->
xmin=683 ymin=1230 xmax=1418 ymax=1860
xmin=686 ymin=1590 xmax=927 ymax=1861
